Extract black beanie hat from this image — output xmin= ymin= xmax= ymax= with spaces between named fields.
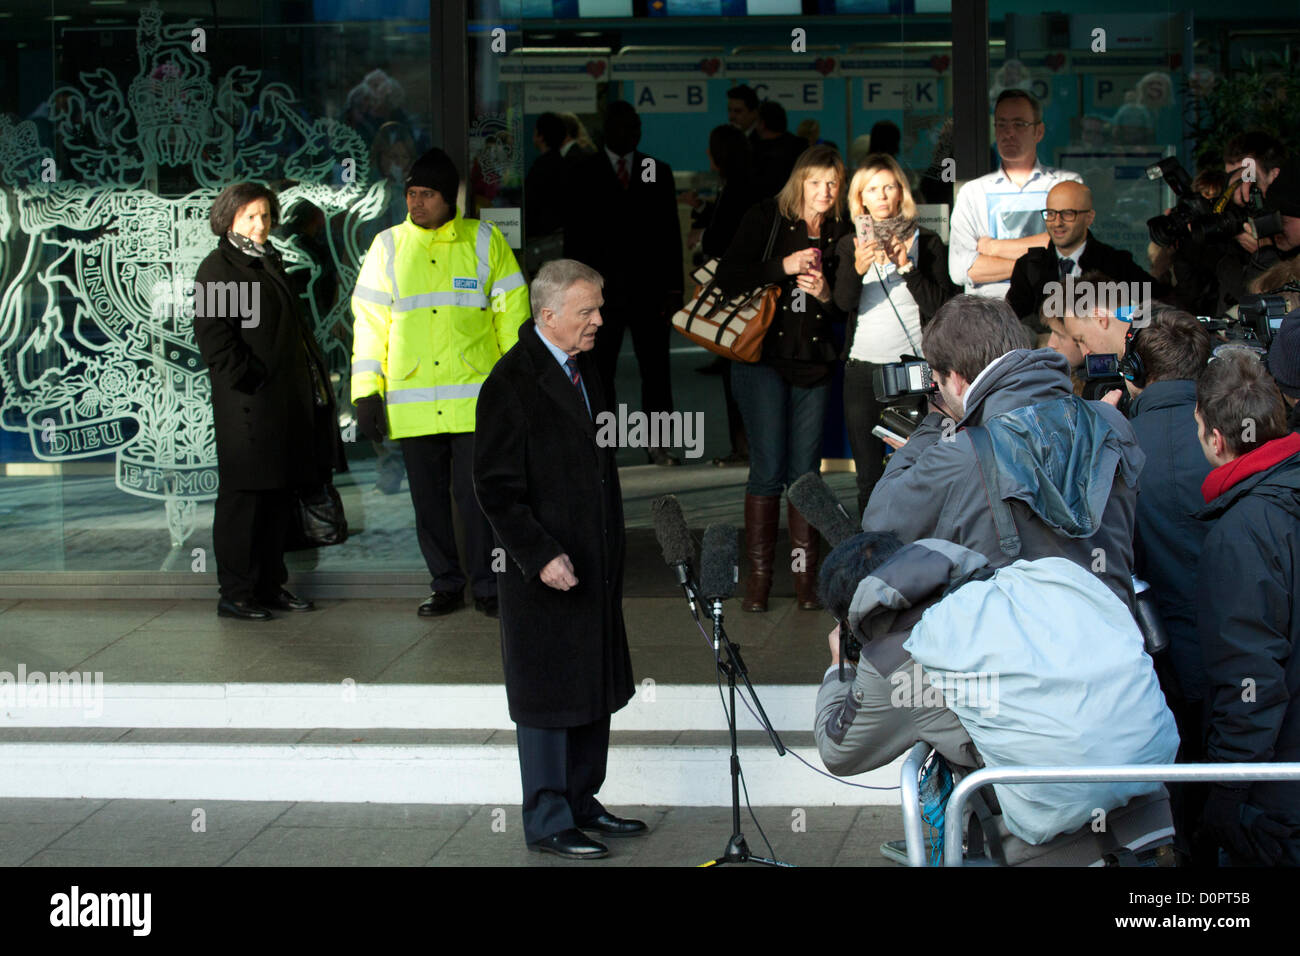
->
xmin=1268 ymin=311 xmax=1300 ymax=398
xmin=406 ymin=148 xmax=460 ymax=207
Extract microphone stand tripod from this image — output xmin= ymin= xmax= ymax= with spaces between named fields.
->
xmin=702 ymin=597 xmax=792 ymax=868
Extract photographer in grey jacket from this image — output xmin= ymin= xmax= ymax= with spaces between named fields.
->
xmin=860 ymin=295 xmax=1145 ymax=612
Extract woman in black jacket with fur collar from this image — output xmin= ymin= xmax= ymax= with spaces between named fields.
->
xmin=714 ymin=145 xmax=851 ymax=613
xmin=192 ymin=183 xmax=344 ymax=621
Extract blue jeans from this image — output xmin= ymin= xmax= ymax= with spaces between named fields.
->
xmin=731 ymin=362 xmax=830 ymax=496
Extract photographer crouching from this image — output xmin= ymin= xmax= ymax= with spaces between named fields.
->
xmin=812 ymin=530 xmax=1180 ymax=865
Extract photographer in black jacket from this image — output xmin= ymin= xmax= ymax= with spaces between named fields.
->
xmin=1121 ymin=306 xmax=1215 ymax=862
xmin=1194 ymin=351 xmax=1300 ymax=866
xmin=1215 ymin=138 xmax=1299 ymax=315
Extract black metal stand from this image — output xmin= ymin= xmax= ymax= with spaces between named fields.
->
xmin=702 ymin=600 xmax=794 ymax=868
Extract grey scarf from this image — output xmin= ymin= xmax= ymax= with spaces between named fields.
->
xmin=869 ymin=213 xmax=918 ymax=243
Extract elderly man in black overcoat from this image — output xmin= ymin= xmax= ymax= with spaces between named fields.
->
xmin=473 ymin=258 xmax=645 ymax=860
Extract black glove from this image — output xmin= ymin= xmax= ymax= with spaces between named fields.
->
xmin=354 ymin=394 xmax=388 ymax=443
xmin=1200 ymin=785 xmax=1290 ymax=866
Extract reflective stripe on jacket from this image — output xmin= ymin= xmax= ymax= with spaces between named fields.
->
xmin=350 ymin=211 xmax=529 ymax=437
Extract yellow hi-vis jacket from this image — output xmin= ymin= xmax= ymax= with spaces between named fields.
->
xmin=349 ymin=211 xmax=529 ymax=438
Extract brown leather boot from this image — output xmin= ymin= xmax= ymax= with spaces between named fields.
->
xmin=742 ymin=493 xmax=779 ymax=612
xmin=787 ymin=501 xmax=823 ymax=610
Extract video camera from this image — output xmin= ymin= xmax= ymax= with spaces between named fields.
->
xmin=1198 ymin=285 xmax=1299 ymax=348
xmin=1146 ymin=157 xmax=1284 ymax=249
xmin=1080 ymin=352 xmax=1130 ymax=411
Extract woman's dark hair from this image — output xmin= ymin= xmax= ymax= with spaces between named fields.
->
xmin=708 ymin=124 xmax=752 ymax=183
xmin=209 ymin=182 xmax=280 ymax=237
xmin=817 ymin=531 xmax=905 ymax=620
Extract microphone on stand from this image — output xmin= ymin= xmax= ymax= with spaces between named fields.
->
xmin=700 ymin=523 xmax=738 ymax=650
xmin=652 ymin=494 xmax=700 ymax=616
xmin=786 ymin=471 xmax=859 ymax=679
xmin=786 ymin=471 xmax=858 ymax=547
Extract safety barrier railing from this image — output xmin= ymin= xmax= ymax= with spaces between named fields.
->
xmin=933 ymin=762 xmax=1300 ymax=867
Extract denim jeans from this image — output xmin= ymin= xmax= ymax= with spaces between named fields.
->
xmin=731 ymin=362 xmax=830 ymax=496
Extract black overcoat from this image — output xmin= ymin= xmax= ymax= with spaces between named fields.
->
xmin=473 ymin=321 xmax=634 ymax=728
xmin=193 ymin=237 xmax=343 ymax=491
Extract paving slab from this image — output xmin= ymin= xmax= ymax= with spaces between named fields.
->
xmin=227 ymin=825 xmax=460 ymax=866
xmin=0 ymin=822 xmax=85 ymax=865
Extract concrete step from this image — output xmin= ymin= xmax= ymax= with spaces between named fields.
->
xmin=0 ymin=682 xmax=905 ymax=805
xmin=1 ymin=681 xmax=819 ymax=732
xmin=0 ymin=728 xmax=902 ymax=805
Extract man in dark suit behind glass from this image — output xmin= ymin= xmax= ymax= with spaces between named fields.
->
xmin=563 ymin=101 xmax=684 ymax=465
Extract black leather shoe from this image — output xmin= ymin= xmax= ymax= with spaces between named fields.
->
xmin=418 ymin=591 xmax=464 ymax=617
xmin=262 ymin=588 xmax=315 ymax=612
xmin=217 ymin=598 xmax=272 ymax=621
xmin=474 ymin=595 xmax=499 ymax=618
xmin=528 ymin=828 xmax=609 ymax=859
xmin=578 ymin=812 xmax=648 ymax=838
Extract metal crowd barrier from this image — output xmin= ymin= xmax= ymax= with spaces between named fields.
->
xmin=897 ymin=748 xmax=1300 ymax=867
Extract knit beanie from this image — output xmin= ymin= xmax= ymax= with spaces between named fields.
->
xmin=406 ymin=148 xmax=460 ymax=207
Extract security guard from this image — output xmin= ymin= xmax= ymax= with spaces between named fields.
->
xmin=351 ymin=148 xmax=529 ymax=617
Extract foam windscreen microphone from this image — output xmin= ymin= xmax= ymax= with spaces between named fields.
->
xmin=787 ymin=472 xmax=858 ymax=547
xmin=699 ymin=524 xmax=739 ymax=602
xmin=652 ymin=495 xmax=696 ymax=586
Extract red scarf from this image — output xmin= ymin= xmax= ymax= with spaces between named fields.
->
xmin=1201 ymin=431 xmax=1300 ymax=503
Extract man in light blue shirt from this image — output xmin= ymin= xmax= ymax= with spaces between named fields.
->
xmin=948 ymin=89 xmax=1082 ymax=299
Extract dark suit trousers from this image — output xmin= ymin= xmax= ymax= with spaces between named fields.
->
xmin=516 ymin=716 xmax=610 ymax=844
xmin=843 ymin=360 xmax=891 ymax=519
xmin=213 ymin=487 xmax=291 ymax=601
xmin=592 ymin=296 xmax=673 ymax=416
xmin=400 ymin=432 xmax=496 ymax=598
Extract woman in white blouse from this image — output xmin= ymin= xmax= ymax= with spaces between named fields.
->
xmin=833 ymin=153 xmax=959 ymax=517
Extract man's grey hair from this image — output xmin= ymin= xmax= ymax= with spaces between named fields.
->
xmin=529 ymin=259 xmax=604 ymax=317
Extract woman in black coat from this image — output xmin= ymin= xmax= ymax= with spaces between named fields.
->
xmin=192 ymin=182 xmax=344 ymax=620
xmin=713 ymin=145 xmax=852 ymax=613
xmin=833 ymin=153 xmax=959 ymax=517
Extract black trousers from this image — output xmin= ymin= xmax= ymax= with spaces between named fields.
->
xmin=592 ymin=298 xmax=673 ymax=416
xmin=213 ymin=487 xmax=292 ymax=602
xmin=515 ymin=716 xmax=611 ymax=844
xmin=400 ymin=432 xmax=496 ymax=598
xmin=843 ymin=359 xmax=890 ymax=519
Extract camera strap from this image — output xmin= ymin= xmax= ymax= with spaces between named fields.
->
xmin=872 ymin=261 xmax=921 ymax=356
xmin=966 ymin=425 xmax=1022 ymax=558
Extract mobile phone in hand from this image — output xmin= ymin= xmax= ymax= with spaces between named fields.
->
xmin=808 ymin=246 xmax=822 ymax=271
xmin=854 ymin=214 xmax=874 ymax=244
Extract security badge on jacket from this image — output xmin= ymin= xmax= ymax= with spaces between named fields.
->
xmin=349 ymin=214 xmax=530 ymax=439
